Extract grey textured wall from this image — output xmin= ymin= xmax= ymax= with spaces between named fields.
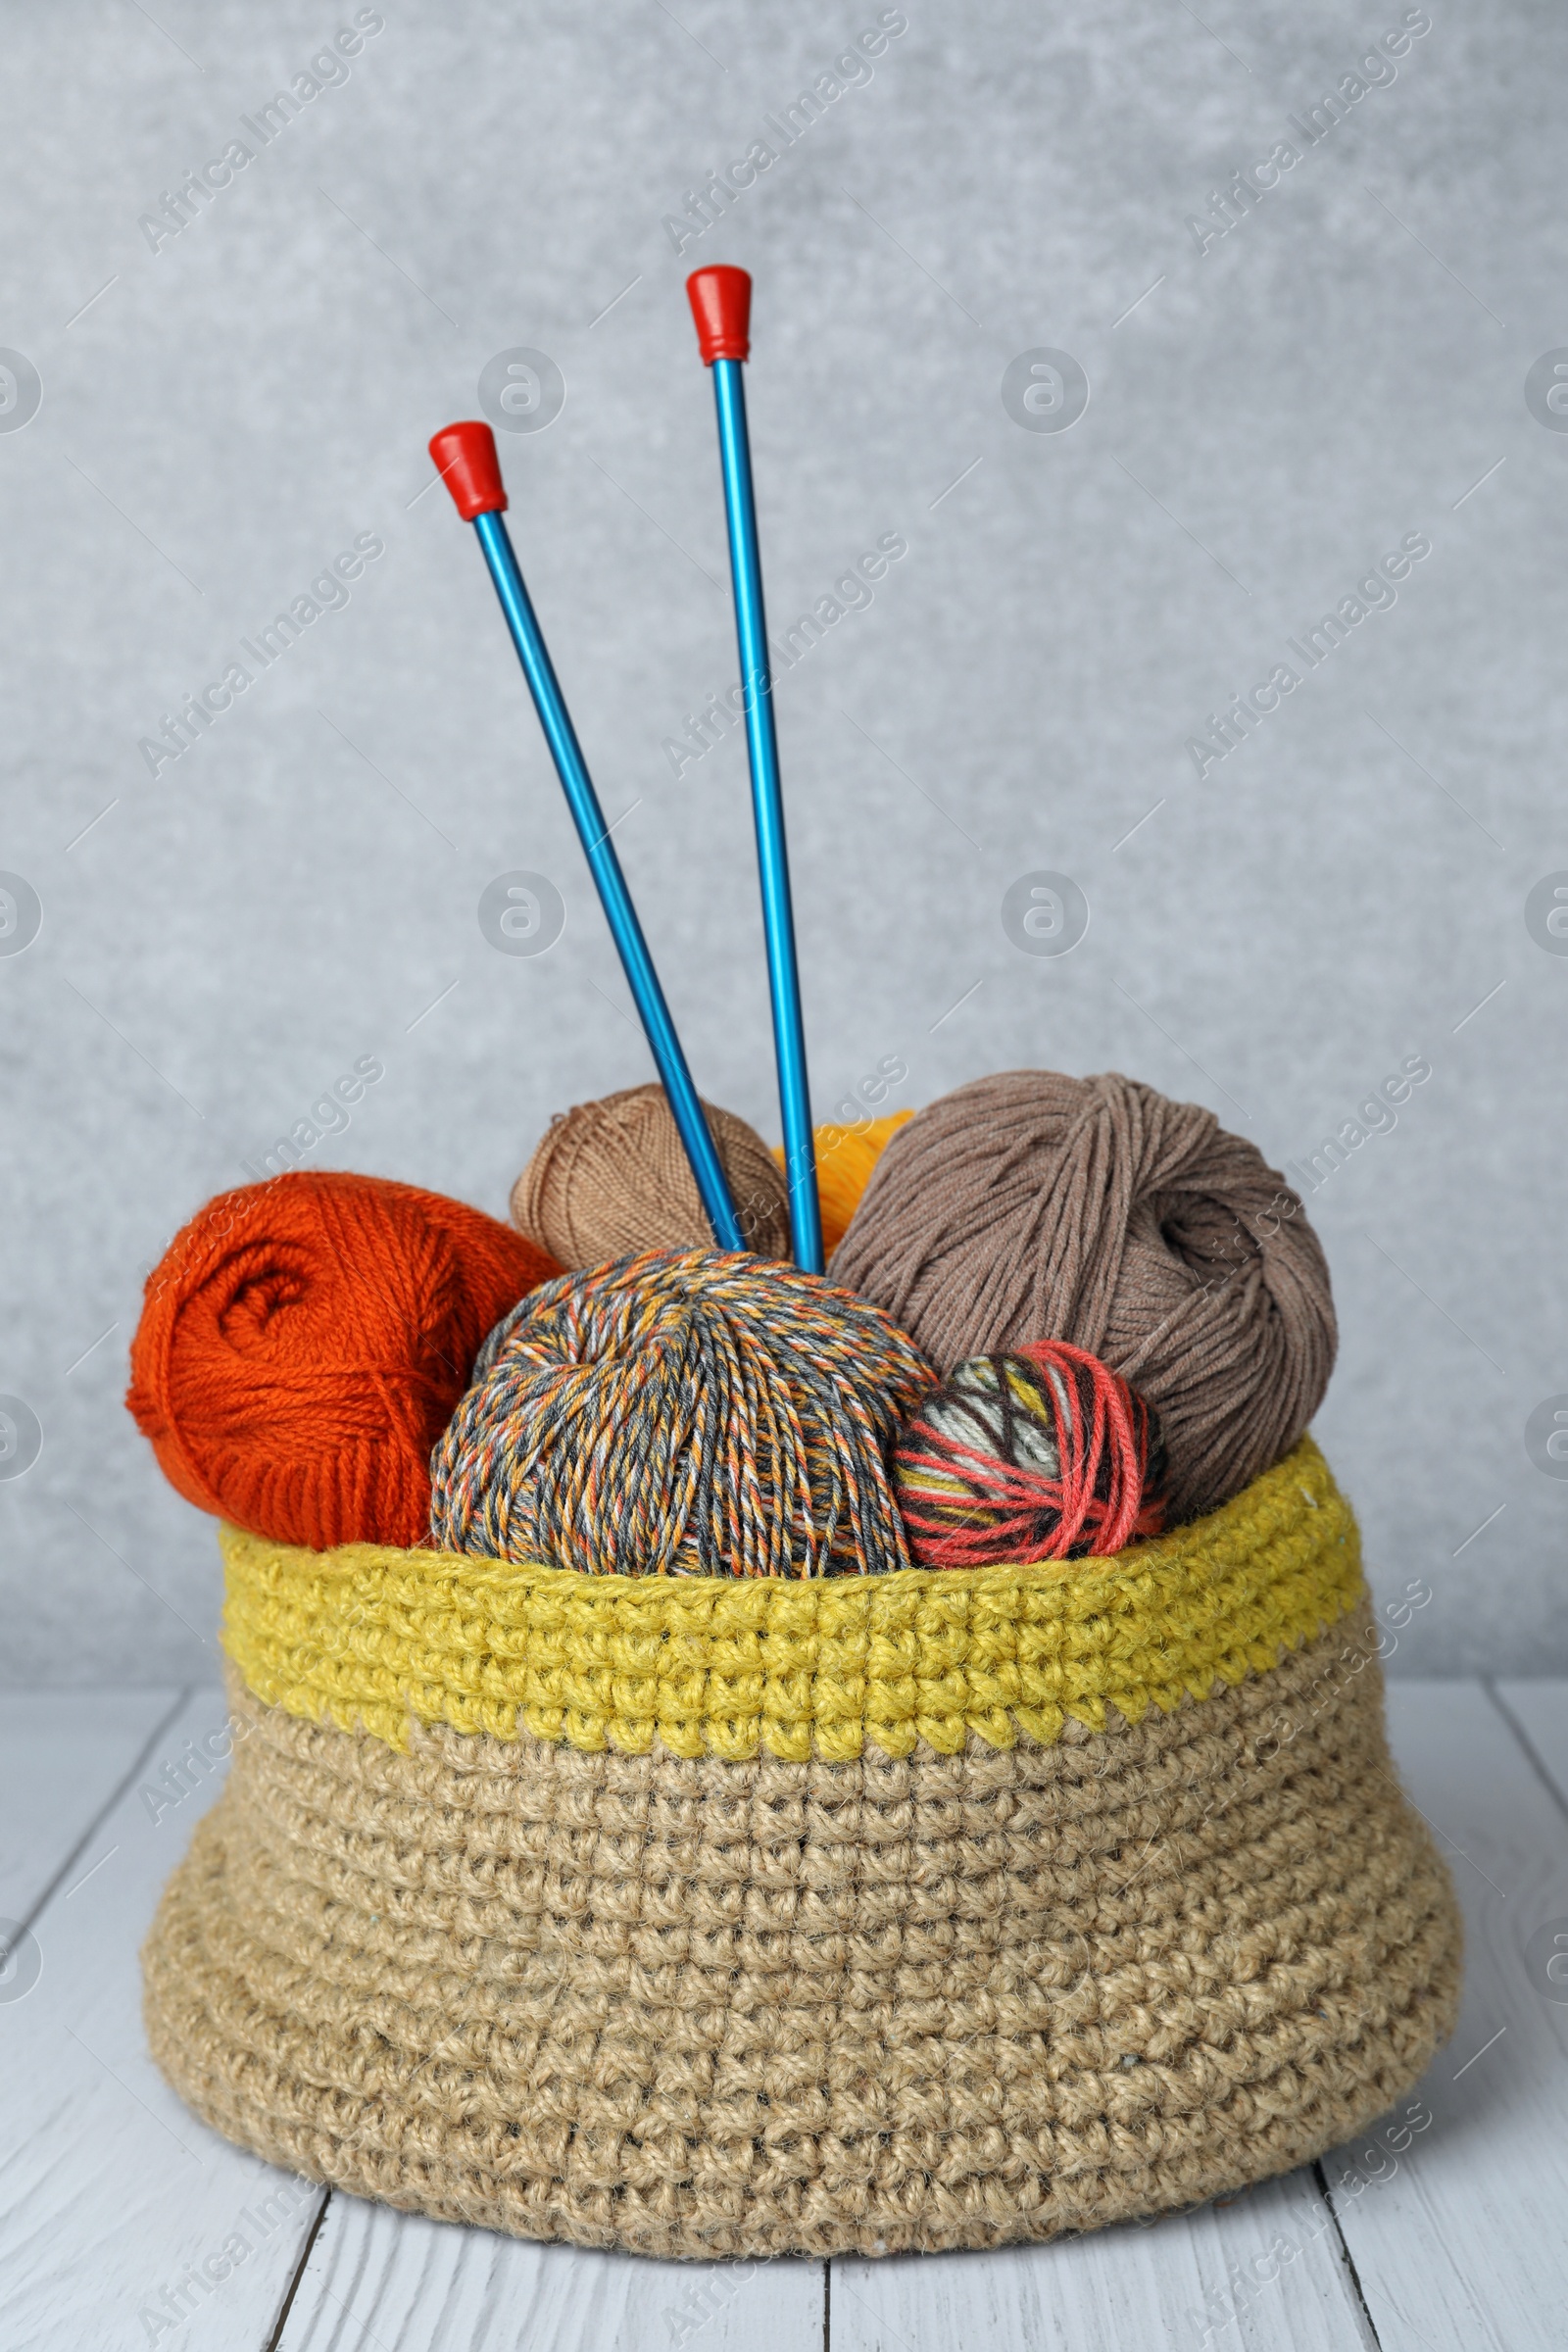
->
xmin=1 ymin=0 xmax=1562 ymax=1680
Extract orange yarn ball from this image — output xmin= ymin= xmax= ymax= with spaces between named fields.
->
xmin=768 ymin=1111 xmax=914 ymax=1256
xmin=126 ymin=1171 xmax=559 ymax=1549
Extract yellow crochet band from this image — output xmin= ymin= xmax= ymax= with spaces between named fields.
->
xmin=221 ymin=1436 xmax=1361 ymax=1763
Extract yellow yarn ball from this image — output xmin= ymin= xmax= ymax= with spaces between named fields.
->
xmin=773 ymin=1112 xmax=913 ymax=1256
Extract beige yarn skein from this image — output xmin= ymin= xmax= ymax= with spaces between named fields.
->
xmin=512 ymin=1083 xmax=791 ymax=1268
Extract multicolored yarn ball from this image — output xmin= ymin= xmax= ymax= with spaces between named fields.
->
xmin=429 ymin=1249 xmax=936 ymax=1576
xmin=893 ymin=1339 xmax=1165 ymax=1567
xmin=512 ymin=1083 xmax=790 ymax=1267
xmin=126 ymin=1170 xmax=559 ymax=1550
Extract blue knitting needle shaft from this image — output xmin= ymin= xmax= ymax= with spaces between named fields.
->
xmin=709 ymin=357 xmax=824 ymax=1273
xmin=470 ymin=505 xmax=744 ymax=1251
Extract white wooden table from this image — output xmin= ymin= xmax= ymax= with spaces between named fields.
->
xmin=3 ymin=1681 xmax=1565 ymax=2352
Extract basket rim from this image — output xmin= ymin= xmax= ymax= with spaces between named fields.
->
xmin=219 ymin=1435 xmax=1362 ymax=1763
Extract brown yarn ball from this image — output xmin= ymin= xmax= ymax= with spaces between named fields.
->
xmin=830 ymin=1069 xmax=1337 ymax=1525
xmin=512 ymin=1083 xmax=791 ymax=1267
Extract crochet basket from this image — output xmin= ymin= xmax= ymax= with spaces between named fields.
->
xmin=142 ymin=1436 xmax=1461 ymax=2261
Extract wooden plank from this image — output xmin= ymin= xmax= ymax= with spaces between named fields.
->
xmin=1312 ymin=1683 xmax=1568 ymax=2352
xmin=0 ymin=1686 xmax=182 ymax=1924
xmin=1492 ymin=1680 xmax=1568 ymax=1813
xmin=0 ymin=1689 xmax=328 ymax=2352
xmin=829 ymin=2161 xmax=1371 ymax=2352
xmin=274 ymin=2190 xmax=824 ymax=2352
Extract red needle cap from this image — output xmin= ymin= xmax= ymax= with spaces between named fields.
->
xmin=686 ymin=266 xmax=752 ymax=364
xmin=428 ymin=421 xmax=508 ymax=519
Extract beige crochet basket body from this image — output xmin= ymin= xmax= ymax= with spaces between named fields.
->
xmin=142 ymin=1437 xmax=1461 ymax=2260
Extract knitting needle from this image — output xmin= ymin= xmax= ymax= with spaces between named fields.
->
xmin=429 ymin=419 xmax=744 ymax=1251
xmin=686 ymin=267 xmax=824 ymax=1275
